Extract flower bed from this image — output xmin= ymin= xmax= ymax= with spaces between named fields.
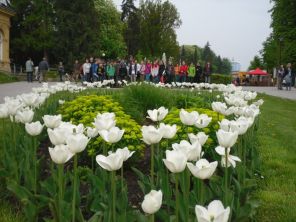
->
xmin=0 ymin=82 xmax=263 ymax=222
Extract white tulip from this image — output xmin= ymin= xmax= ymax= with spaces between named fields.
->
xmin=0 ymin=104 xmax=9 ymax=118
xmin=25 ymin=121 xmax=44 ymax=136
xmin=172 ymin=140 xmax=202 ymax=161
xmin=66 ymin=133 xmax=89 ymax=154
xmin=195 ymin=200 xmax=230 ymax=222
xmin=99 ymin=126 xmax=124 ymax=143
xmin=16 ymin=108 xmax=34 ymax=124
xmin=163 ymin=150 xmax=187 ymax=173
xmin=216 ymin=129 xmax=238 ymax=148
xmin=141 ymin=125 xmax=163 ymax=145
xmin=58 ymin=100 xmax=65 ymax=105
xmin=159 ymin=123 xmax=177 ymax=139
xmin=113 ymin=147 xmax=135 ymax=161
xmin=187 ymin=159 xmax=218 ymax=179
xmin=6 ymin=99 xmax=23 ymax=116
xmin=147 ymin=106 xmax=168 ymax=122
xmin=96 ymin=152 xmax=124 ymax=171
xmin=20 ymin=93 xmax=39 ymax=107
xmin=43 ymin=114 xmax=62 ymax=129
xmin=179 ymin=109 xmax=199 ymax=126
xmin=195 ymin=114 xmax=212 ymax=128
xmin=48 ymin=144 xmax=74 ymax=164
xmin=215 ymin=146 xmax=241 ymax=168
xmin=219 ymin=119 xmax=231 ymax=132
xmin=86 ymin=127 xmax=99 ymax=138
xmin=232 ymin=119 xmax=249 ymax=135
xmin=141 ymin=190 xmax=163 ymax=214
xmin=211 ymin=102 xmax=227 ymax=114
xmin=188 ymin=132 xmax=208 ymax=146
xmin=47 ymin=128 xmax=67 ymax=145
xmin=93 ymin=112 xmax=116 ymax=130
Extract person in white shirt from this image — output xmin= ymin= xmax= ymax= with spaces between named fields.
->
xmin=82 ymin=58 xmax=91 ymax=82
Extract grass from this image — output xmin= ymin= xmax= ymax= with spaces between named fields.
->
xmin=0 ymin=201 xmax=23 ymax=222
xmin=255 ymin=94 xmax=296 ymax=222
xmin=0 ymin=72 xmax=18 ymax=84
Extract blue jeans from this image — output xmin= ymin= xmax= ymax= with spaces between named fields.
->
xmin=145 ymin=73 xmax=151 ymax=81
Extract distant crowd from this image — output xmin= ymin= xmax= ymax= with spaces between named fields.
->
xmin=276 ymin=63 xmax=294 ymax=91
xmin=25 ymin=56 xmax=215 ymax=84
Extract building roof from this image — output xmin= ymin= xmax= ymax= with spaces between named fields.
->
xmin=0 ymin=1 xmax=15 ymax=16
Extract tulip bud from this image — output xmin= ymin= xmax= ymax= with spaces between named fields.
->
xmin=66 ymin=133 xmax=89 ymax=154
xmin=163 ymin=150 xmax=187 ymax=173
xmin=141 ymin=190 xmax=163 ymax=214
xmin=25 ymin=121 xmax=44 ymax=136
xmin=48 ymin=144 xmax=74 ymax=164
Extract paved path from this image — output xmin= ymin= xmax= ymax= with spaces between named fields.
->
xmin=0 ymin=81 xmax=58 ymax=103
xmin=243 ymin=86 xmax=296 ymax=100
xmin=1 ymin=82 xmax=296 ymax=103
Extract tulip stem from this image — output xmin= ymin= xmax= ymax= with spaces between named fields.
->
xmin=72 ymin=155 xmax=78 ymax=222
xmin=33 ymin=137 xmax=37 ymax=195
xmin=149 ymin=214 xmax=154 ymax=222
xmin=175 ymin=173 xmax=179 ymax=222
xmin=58 ymin=164 xmax=64 ymax=222
xmin=111 ymin=171 xmax=116 ymax=222
xmin=224 ymin=147 xmax=229 ymax=205
xmin=185 ymin=169 xmax=190 ymax=221
xmin=121 ymin=164 xmax=124 ymax=191
xmin=151 ymin=144 xmax=154 ymax=188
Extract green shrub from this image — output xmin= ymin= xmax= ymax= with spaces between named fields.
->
xmin=58 ymin=95 xmax=145 ymax=156
xmin=211 ymin=73 xmax=232 ymax=84
xmin=0 ymin=72 xmax=18 ymax=83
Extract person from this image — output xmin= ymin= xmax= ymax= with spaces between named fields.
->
xmin=145 ymin=60 xmax=152 ymax=81
xmin=285 ymin=63 xmax=294 ymax=87
xmin=139 ymin=60 xmax=146 ymax=81
xmin=179 ymin=61 xmax=188 ymax=82
xmin=129 ymin=60 xmax=137 ymax=82
xmin=25 ymin=57 xmax=34 ymax=83
xmin=118 ymin=60 xmax=128 ymax=81
xmin=158 ymin=60 xmax=166 ymax=83
xmin=188 ymin=62 xmax=196 ymax=83
xmin=195 ymin=62 xmax=202 ymax=83
xmin=151 ymin=60 xmax=159 ymax=83
xmin=106 ymin=61 xmax=115 ymax=80
xmin=284 ymin=63 xmax=292 ymax=91
xmin=58 ymin=61 xmax=65 ymax=82
xmin=277 ymin=64 xmax=284 ymax=90
xmin=204 ymin=61 xmax=212 ymax=83
xmin=167 ymin=61 xmax=175 ymax=83
xmin=88 ymin=57 xmax=95 ymax=82
xmin=174 ymin=63 xmax=180 ymax=82
xmin=34 ymin=66 xmax=39 ymax=81
xmin=73 ymin=60 xmax=80 ymax=82
xmin=82 ymin=58 xmax=91 ymax=82
xmin=38 ymin=57 xmax=49 ymax=83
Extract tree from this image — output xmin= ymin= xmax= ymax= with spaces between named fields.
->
xmin=248 ymin=55 xmax=264 ymax=70
xmin=202 ymin=42 xmax=214 ymax=63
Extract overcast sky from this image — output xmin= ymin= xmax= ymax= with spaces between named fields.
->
xmin=113 ymin=0 xmax=272 ymax=70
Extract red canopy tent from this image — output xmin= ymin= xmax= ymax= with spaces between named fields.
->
xmin=247 ymin=68 xmax=268 ymax=75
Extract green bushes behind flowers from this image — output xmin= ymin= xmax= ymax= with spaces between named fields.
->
xmin=162 ymin=108 xmax=224 ymax=149
xmin=58 ymin=95 xmax=145 ymax=157
xmin=211 ymin=73 xmax=232 ymax=84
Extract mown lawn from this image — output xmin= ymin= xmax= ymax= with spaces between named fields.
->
xmin=255 ymin=94 xmax=296 ymax=222
xmin=0 ymin=72 xmax=18 ymax=84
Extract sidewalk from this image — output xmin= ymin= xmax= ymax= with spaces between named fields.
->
xmin=243 ymin=86 xmax=296 ymax=100
xmin=0 ymin=81 xmax=58 ymax=102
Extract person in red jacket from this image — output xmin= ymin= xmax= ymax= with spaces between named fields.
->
xmin=179 ymin=61 xmax=188 ymax=82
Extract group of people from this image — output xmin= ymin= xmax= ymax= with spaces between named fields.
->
xmin=76 ymin=57 xmax=213 ymax=84
xmin=25 ymin=56 xmax=214 ymax=84
xmin=277 ymin=63 xmax=294 ymax=91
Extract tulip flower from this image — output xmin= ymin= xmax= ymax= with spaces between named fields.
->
xmin=47 ymin=128 xmax=68 ymax=145
xmin=86 ymin=127 xmax=99 ymax=138
xmin=66 ymin=133 xmax=89 ymax=154
xmin=211 ymin=102 xmax=227 ymax=114
xmin=141 ymin=125 xmax=163 ymax=145
xmin=99 ymin=126 xmax=124 ymax=143
xmin=219 ymin=119 xmax=231 ymax=132
xmin=215 ymin=146 xmax=241 ymax=168
xmin=159 ymin=123 xmax=177 ymax=139
xmin=0 ymin=104 xmax=8 ymax=119
xmin=146 ymin=106 xmax=168 ymax=122
xmin=232 ymin=119 xmax=249 ymax=135
xmin=93 ymin=112 xmax=116 ymax=130
xmin=163 ymin=150 xmax=187 ymax=173
xmin=25 ymin=121 xmax=44 ymax=136
xmin=96 ymin=152 xmax=124 ymax=171
xmin=43 ymin=114 xmax=62 ymax=129
xmin=20 ymin=93 xmax=39 ymax=107
xmin=172 ymin=140 xmax=202 ymax=162
xmin=58 ymin=100 xmax=65 ymax=105
xmin=195 ymin=114 xmax=212 ymax=128
xmin=113 ymin=147 xmax=135 ymax=162
xmin=48 ymin=144 xmax=74 ymax=164
xmin=216 ymin=129 xmax=238 ymax=148
xmin=16 ymin=108 xmax=34 ymax=124
xmin=179 ymin=109 xmax=199 ymax=126
xmin=187 ymin=159 xmax=218 ymax=179
xmin=188 ymin=132 xmax=208 ymax=146
xmin=141 ymin=190 xmax=163 ymax=215
xmin=6 ymin=99 xmax=23 ymax=116
xmin=195 ymin=200 xmax=230 ymax=222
